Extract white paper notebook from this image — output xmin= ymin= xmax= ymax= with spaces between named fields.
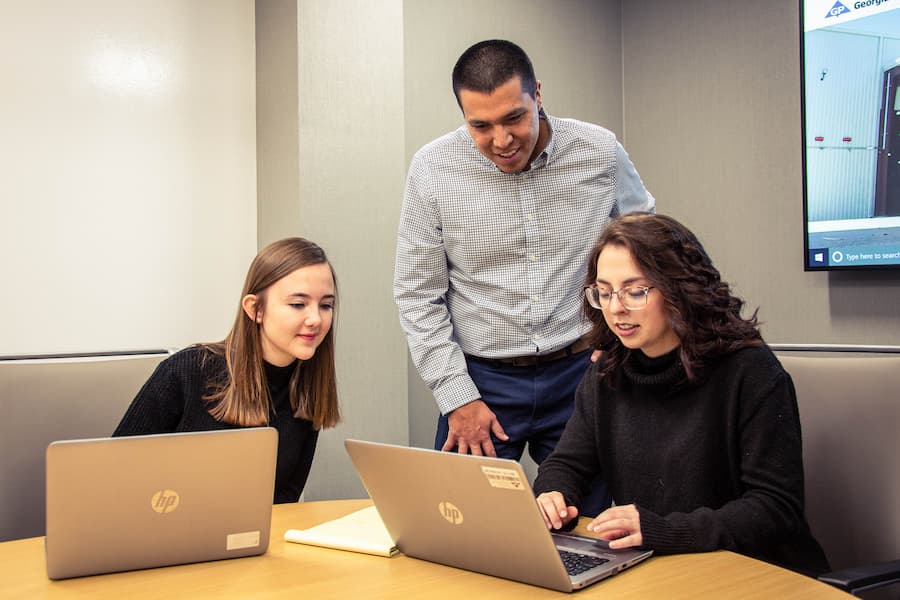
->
xmin=284 ymin=505 xmax=398 ymax=557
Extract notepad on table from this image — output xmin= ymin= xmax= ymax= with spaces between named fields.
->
xmin=284 ymin=505 xmax=398 ymax=557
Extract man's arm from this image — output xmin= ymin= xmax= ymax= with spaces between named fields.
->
xmin=393 ymin=155 xmax=478 ymax=414
xmin=393 ymin=155 xmax=508 ymax=455
xmin=614 ymin=142 xmax=655 ymax=215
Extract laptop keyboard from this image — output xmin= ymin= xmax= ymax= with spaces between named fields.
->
xmin=558 ymin=549 xmax=609 ymax=576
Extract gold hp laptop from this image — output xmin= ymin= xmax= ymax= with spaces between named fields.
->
xmin=45 ymin=428 xmax=277 ymax=579
xmin=345 ymin=439 xmax=652 ymax=592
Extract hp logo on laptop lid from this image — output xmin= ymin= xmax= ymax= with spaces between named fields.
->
xmin=439 ymin=501 xmax=464 ymax=524
xmin=150 ymin=489 xmax=180 ymax=514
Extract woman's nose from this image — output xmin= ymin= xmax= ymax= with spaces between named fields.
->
xmin=305 ymin=309 xmax=322 ymax=326
xmin=607 ymin=293 xmax=628 ymax=314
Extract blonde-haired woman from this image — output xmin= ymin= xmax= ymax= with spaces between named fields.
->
xmin=115 ymin=237 xmax=340 ymax=502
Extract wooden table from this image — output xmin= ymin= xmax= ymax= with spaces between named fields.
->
xmin=0 ymin=499 xmax=851 ymax=599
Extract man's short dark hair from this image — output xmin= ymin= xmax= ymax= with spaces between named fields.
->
xmin=452 ymin=40 xmax=537 ymax=108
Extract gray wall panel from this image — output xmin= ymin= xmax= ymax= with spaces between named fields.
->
xmin=256 ymin=0 xmax=408 ymax=500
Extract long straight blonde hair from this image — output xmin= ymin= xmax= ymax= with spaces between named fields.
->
xmin=203 ymin=238 xmax=340 ymax=430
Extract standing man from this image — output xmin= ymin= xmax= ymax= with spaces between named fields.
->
xmin=394 ymin=40 xmax=653 ymax=510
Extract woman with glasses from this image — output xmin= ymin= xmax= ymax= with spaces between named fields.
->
xmin=533 ymin=213 xmax=828 ymax=576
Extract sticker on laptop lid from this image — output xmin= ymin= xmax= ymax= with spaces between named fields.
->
xmin=226 ymin=530 xmax=261 ymax=551
xmin=481 ymin=466 xmax=525 ymax=490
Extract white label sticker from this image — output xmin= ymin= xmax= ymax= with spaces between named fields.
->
xmin=226 ymin=530 xmax=261 ymax=551
xmin=481 ymin=466 xmax=525 ymax=490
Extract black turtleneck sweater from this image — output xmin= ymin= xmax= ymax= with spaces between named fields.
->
xmin=533 ymin=345 xmax=829 ymax=576
xmin=113 ymin=346 xmax=318 ymax=503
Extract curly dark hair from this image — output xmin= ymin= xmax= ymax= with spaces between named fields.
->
xmin=584 ymin=213 xmax=763 ymax=382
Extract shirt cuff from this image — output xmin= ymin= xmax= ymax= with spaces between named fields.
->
xmin=433 ymin=375 xmax=482 ymax=415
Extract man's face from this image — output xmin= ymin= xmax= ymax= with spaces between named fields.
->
xmin=459 ymin=76 xmax=543 ymax=174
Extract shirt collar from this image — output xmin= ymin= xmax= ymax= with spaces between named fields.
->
xmin=529 ymin=108 xmax=554 ymax=170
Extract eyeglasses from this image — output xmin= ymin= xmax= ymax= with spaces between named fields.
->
xmin=584 ymin=285 xmax=655 ymax=310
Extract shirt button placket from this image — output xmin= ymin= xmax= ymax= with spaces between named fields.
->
xmin=520 ymin=172 xmax=541 ymax=350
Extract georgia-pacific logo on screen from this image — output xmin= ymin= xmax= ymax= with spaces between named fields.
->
xmin=825 ymin=1 xmax=851 ymax=18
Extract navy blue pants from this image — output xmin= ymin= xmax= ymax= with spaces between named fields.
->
xmin=435 ymin=349 xmax=612 ymax=517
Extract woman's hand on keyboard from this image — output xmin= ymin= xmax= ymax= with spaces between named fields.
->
xmin=536 ymin=491 xmax=579 ymax=530
xmin=587 ymin=504 xmax=643 ymax=549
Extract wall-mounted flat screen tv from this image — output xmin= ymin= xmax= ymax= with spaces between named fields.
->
xmin=801 ymin=0 xmax=900 ymax=270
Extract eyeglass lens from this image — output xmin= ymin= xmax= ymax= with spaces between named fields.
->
xmin=586 ymin=286 xmax=649 ymax=310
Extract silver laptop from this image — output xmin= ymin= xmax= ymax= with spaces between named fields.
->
xmin=45 ymin=428 xmax=278 ymax=579
xmin=345 ymin=439 xmax=652 ymax=592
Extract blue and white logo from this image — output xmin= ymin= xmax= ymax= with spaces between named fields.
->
xmin=825 ymin=1 xmax=851 ymax=18
xmin=809 ymin=248 xmax=828 ymax=266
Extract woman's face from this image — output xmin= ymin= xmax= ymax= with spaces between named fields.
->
xmin=246 ymin=263 xmax=335 ymax=366
xmin=594 ymin=244 xmax=680 ymax=358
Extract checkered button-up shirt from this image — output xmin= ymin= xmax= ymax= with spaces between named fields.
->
xmin=394 ymin=113 xmax=654 ymax=414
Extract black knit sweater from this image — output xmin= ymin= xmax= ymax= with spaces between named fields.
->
xmin=113 ymin=346 xmax=318 ymax=503
xmin=533 ymin=345 xmax=829 ymax=576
